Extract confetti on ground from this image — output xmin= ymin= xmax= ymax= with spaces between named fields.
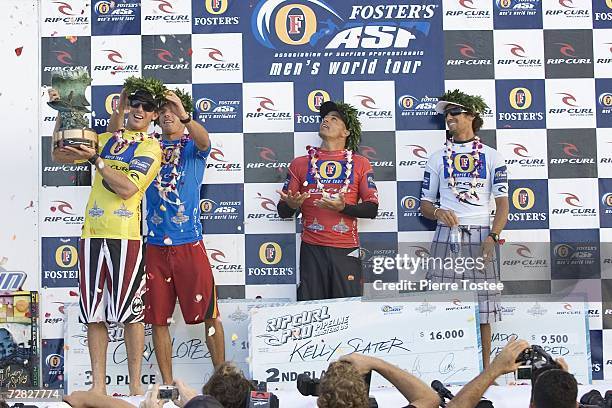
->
xmin=15 ymin=47 xmax=23 ymax=56
xmin=208 ymin=326 xmax=216 ymax=337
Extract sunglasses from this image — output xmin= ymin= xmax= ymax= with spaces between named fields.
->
xmin=129 ymin=99 xmax=156 ymax=112
xmin=444 ymin=107 xmax=470 ymax=116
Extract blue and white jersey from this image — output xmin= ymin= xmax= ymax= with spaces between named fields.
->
xmin=420 ymin=140 xmax=508 ymax=226
xmin=145 ymin=137 xmax=211 ymax=246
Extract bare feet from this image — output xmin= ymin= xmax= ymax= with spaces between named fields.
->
xmin=129 ymin=385 xmax=144 ymax=396
xmin=88 ymin=386 xmax=107 ymax=395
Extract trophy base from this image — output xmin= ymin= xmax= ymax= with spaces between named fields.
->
xmin=52 ymin=128 xmax=98 ymax=164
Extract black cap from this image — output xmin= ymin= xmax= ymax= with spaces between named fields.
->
xmin=127 ymin=89 xmax=155 ymax=104
xmin=319 ymin=101 xmax=348 ymax=126
xmin=183 ymin=395 xmax=224 ymax=408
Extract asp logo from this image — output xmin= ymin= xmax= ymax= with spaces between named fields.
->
xmin=509 ymin=87 xmax=532 ymax=110
xmin=259 ymin=242 xmax=282 ymax=265
xmin=251 ymin=0 xmax=432 ymax=50
xmin=56 ymin=244 xmax=78 ymax=268
xmin=512 ymin=187 xmax=535 ymax=210
xmin=307 ymin=89 xmax=330 ymax=112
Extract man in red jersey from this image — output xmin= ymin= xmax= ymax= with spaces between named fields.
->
xmin=277 ymin=101 xmax=378 ymax=300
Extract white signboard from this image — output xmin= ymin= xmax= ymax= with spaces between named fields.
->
xmin=64 ymin=299 xmax=286 ymax=394
xmin=250 ymin=296 xmax=481 ymax=390
xmin=492 ymin=297 xmax=591 ymax=385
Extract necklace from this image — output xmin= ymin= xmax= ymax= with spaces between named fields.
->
xmin=445 ymin=135 xmax=482 ymax=202
xmin=111 ymin=129 xmax=149 ymax=147
xmin=153 ymin=133 xmax=190 ymax=206
xmin=303 ymin=145 xmax=353 ymax=197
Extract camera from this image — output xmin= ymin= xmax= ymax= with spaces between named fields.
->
xmin=297 ymin=372 xmax=378 ymax=408
xmin=158 ymin=385 xmax=179 ymax=401
xmin=246 ymin=381 xmax=279 ymax=408
xmin=514 ymin=345 xmax=559 ymax=380
xmin=579 ymin=390 xmax=612 ymax=408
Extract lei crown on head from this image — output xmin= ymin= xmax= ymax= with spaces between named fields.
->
xmin=439 ymin=89 xmax=488 ymax=114
xmin=123 ymin=76 xmax=168 ymax=107
xmin=172 ymin=88 xmax=194 ymax=114
xmin=333 ymin=101 xmax=361 ymax=152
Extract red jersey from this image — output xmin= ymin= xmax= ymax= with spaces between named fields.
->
xmin=282 ymin=150 xmax=378 ymax=248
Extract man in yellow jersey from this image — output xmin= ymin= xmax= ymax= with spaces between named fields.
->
xmin=50 ymin=87 xmax=161 ymax=395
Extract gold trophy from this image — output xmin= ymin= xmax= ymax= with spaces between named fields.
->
xmin=48 ymin=68 xmax=98 ymax=163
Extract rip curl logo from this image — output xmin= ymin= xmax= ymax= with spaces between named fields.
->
xmin=104 ymin=49 xmax=124 ymax=63
xmin=459 ymin=0 xmax=476 ymax=9
xmin=210 ymin=148 xmax=227 ymax=162
xmin=559 ymin=142 xmax=579 ymax=157
xmin=154 ymin=48 xmax=175 ymax=63
xmin=54 ymin=1 xmax=76 ymax=15
xmin=560 ymin=192 xmax=582 ymax=207
xmin=203 ymin=47 xmax=224 ymax=61
xmin=555 ymin=42 xmax=576 ymax=57
xmin=506 ymin=43 xmax=526 ymax=58
xmin=255 ymin=96 xmax=277 ymax=111
xmin=252 ymin=0 xmax=343 ymax=49
xmin=406 ymin=144 xmax=428 ymax=159
xmin=513 ymin=244 xmax=533 ymax=258
xmin=53 ymin=50 xmax=73 ymax=65
xmin=207 ymin=248 xmax=228 ymax=263
xmin=509 ymin=143 xmax=530 ymax=157
xmin=358 ymin=95 xmax=378 ymax=110
xmin=154 ymin=0 xmax=175 ymax=13
xmin=457 ymin=43 xmax=476 ymax=58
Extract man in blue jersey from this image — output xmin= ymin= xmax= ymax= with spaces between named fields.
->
xmin=142 ymin=90 xmax=225 ymax=384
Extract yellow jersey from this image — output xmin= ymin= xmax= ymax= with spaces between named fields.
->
xmin=82 ymin=130 xmax=161 ymax=240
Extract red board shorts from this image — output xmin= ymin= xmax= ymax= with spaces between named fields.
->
xmin=144 ymin=240 xmax=219 ymax=325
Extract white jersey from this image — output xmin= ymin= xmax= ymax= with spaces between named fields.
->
xmin=420 ymin=140 xmax=508 ymax=226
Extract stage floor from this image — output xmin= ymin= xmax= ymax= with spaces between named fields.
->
xmin=11 ymin=383 xmax=611 ymax=407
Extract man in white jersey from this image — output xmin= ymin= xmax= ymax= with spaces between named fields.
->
xmin=419 ymin=90 xmax=509 ymax=368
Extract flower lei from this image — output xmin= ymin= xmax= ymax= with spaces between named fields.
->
xmin=304 ymin=145 xmax=352 ymax=197
xmin=111 ymin=128 xmax=149 ymax=147
xmin=445 ymin=136 xmax=482 ymax=202
xmin=153 ymin=133 xmax=190 ymax=200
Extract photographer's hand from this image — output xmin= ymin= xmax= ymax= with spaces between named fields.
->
xmin=555 ymin=357 xmax=569 ymax=372
xmin=174 ymin=379 xmax=198 ymax=408
xmin=139 ymin=384 xmax=163 ymax=408
xmin=447 ymin=339 xmax=529 ymax=408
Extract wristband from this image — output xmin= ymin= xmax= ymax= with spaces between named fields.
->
xmin=88 ymin=154 xmax=99 ymax=165
xmin=488 ymin=232 xmax=499 ymax=243
xmin=180 ymin=114 xmax=191 ymax=124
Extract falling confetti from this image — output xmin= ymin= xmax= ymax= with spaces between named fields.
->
xmin=187 ymin=48 xmax=193 ymax=56
xmin=194 ymin=314 xmax=199 ymax=321
xmin=45 ymin=313 xmax=51 ymax=318
xmin=0 ymin=257 xmax=7 ymax=266
xmin=69 ymin=290 xmax=78 ymax=297
xmin=96 ymin=288 xmax=103 ymax=293
xmin=160 ymin=35 xmax=166 ymax=43
xmin=194 ymin=294 xmax=202 ymax=302
xmin=160 ymin=204 xmax=166 ymax=211
xmin=163 ymin=236 xmax=172 ymax=245
xmin=208 ymin=327 xmax=216 ymax=337
xmin=24 ymin=201 xmax=34 ymax=210
xmin=149 ymin=231 xmax=155 ymax=237
xmin=143 ymin=350 xmax=149 ymax=358
xmin=165 ymin=277 xmax=172 ymax=282
xmin=231 ymin=333 xmax=238 ymax=342
xmin=15 ymin=47 xmax=23 ymax=56
xmin=166 ymin=317 xmax=175 ymax=324
xmin=147 ymin=273 xmax=154 ymax=280
xmin=66 ymin=36 xmax=77 ymax=43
